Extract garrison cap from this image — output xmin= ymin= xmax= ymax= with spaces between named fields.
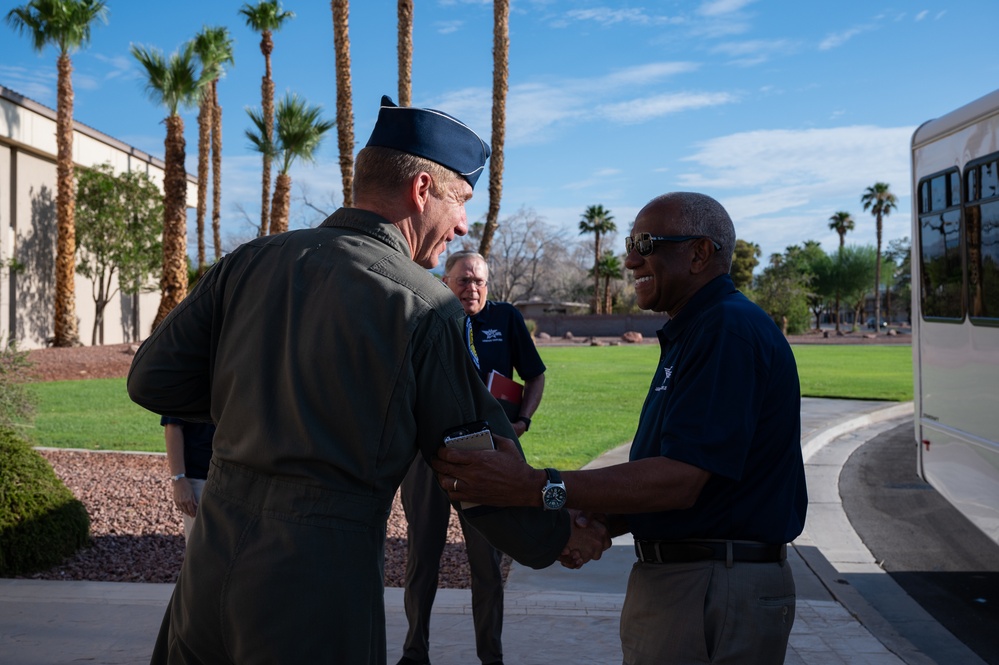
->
xmin=365 ymin=95 xmax=491 ymax=188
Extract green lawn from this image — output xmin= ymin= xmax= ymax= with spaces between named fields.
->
xmin=27 ymin=344 xmax=913 ymax=470
xmin=28 ymin=378 xmax=163 ymax=452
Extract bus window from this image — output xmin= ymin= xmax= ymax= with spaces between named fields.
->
xmin=966 ymin=155 xmax=999 ymax=321
xmin=918 ymin=170 xmax=963 ymax=319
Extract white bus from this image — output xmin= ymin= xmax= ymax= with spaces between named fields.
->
xmin=910 ymin=88 xmax=999 ymax=546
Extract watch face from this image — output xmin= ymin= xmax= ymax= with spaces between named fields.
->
xmin=543 ymin=485 xmax=566 ymax=510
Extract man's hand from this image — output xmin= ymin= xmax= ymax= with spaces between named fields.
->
xmin=433 ymin=434 xmax=544 ymax=508
xmin=559 ymin=510 xmax=612 ymax=569
xmin=172 ymin=478 xmax=198 ymax=517
xmin=511 ymin=419 xmax=527 ymax=437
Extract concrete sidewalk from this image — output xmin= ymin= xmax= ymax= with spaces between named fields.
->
xmin=0 ymin=398 xmax=975 ymax=664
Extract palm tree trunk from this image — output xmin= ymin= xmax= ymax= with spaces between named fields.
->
xmin=211 ymin=82 xmax=223 ymax=260
xmin=397 ymin=0 xmax=413 ymax=107
xmin=478 ymin=0 xmax=509 ymax=262
xmin=260 ymin=31 xmax=275 ymax=237
xmin=332 ymin=0 xmax=355 ymax=208
xmin=874 ymin=213 xmax=882 ymax=335
xmin=152 ymin=115 xmax=190 ymax=331
xmin=196 ymin=92 xmax=210 ymax=272
xmin=270 ymin=172 xmax=292 ymax=235
xmin=592 ymin=233 xmax=602 ymax=314
xmin=54 ymin=53 xmax=79 ymax=347
xmin=603 ymin=275 xmax=612 ymax=314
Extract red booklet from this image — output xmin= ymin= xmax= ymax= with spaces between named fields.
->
xmin=486 ymin=370 xmax=523 ymax=421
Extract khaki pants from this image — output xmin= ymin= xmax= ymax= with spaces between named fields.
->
xmin=620 ymin=558 xmax=795 ymax=664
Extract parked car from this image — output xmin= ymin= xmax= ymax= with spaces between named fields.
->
xmin=866 ymin=317 xmax=888 ymax=330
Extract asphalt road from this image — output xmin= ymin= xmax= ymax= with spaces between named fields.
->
xmin=841 ymin=422 xmax=999 ymax=664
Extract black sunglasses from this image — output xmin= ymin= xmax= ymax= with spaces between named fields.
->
xmin=625 ymin=233 xmax=721 ymax=256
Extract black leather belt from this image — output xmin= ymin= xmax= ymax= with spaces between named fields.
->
xmin=635 ymin=539 xmax=786 ymax=565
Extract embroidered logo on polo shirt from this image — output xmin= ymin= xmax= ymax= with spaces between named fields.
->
xmin=654 ymin=365 xmax=673 ymax=392
xmin=480 ymin=328 xmax=503 ymax=343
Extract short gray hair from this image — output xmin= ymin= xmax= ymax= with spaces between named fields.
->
xmin=649 ymin=192 xmax=735 ymax=270
xmin=444 ymin=250 xmax=488 ymax=277
xmin=354 ymin=146 xmax=458 ymax=200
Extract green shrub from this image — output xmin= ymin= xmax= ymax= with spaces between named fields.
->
xmin=524 ymin=318 xmax=537 ymax=337
xmin=0 ymin=428 xmax=90 ymax=576
xmin=0 ymin=342 xmax=37 ymax=429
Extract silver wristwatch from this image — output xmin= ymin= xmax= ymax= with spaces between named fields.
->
xmin=541 ymin=468 xmax=566 ymax=510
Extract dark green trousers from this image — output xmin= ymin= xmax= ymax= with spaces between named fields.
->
xmin=152 ymin=459 xmax=392 ymax=665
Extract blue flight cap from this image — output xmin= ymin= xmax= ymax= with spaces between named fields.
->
xmin=365 ymin=95 xmax=491 ymax=188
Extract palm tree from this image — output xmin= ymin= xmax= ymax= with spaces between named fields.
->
xmin=396 ymin=0 xmax=413 ymax=107
xmin=590 ymin=250 xmax=623 ymax=315
xmin=331 ymin=0 xmax=355 ymax=209
xmin=239 ymin=0 xmax=295 ymax=237
xmin=192 ymin=26 xmax=234 ymax=275
xmin=578 ymin=204 xmax=616 ymax=313
xmin=6 ymin=0 xmax=108 ymax=347
xmin=211 ymin=73 xmax=224 ymax=261
xmin=131 ymin=41 xmax=207 ymax=331
xmin=477 ymin=0 xmax=509 ymax=261
xmin=827 ymin=210 xmax=855 ymax=248
xmin=861 ymin=183 xmax=898 ymax=335
xmin=247 ymin=93 xmax=334 ymax=235
xmin=827 ymin=210 xmax=854 ymax=332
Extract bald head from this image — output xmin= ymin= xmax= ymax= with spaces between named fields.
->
xmin=639 ymin=192 xmax=735 ymax=271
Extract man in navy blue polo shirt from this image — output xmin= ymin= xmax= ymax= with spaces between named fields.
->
xmin=397 ymin=250 xmax=546 ymax=665
xmin=435 ymin=192 xmax=807 ymax=665
xmin=161 ymin=416 xmax=216 ymax=541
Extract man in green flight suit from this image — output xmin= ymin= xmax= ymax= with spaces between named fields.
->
xmin=128 ymin=95 xmax=609 ymax=665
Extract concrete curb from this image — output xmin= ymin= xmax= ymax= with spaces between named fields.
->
xmin=795 ymin=402 xmax=985 ymax=665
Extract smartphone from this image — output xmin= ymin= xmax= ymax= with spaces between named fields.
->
xmin=441 ymin=421 xmax=494 ymax=510
xmin=442 ymin=421 xmax=495 ymax=451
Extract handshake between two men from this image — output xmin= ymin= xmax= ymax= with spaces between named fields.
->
xmin=434 ymin=433 xmax=614 ymax=569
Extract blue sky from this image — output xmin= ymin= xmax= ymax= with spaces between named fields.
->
xmin=3 ymin=0 xmax=998 ymax=266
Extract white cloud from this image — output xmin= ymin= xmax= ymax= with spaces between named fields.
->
xmin=677 ymin=125 xmax=913 ymax=192
xmin=597 ymin=91 xmax=737 ymax=124
xmin=915 ymin=10 xmax=929 ymax=21
xmin=698 ymin=0 xmax=757 ymax=17
xmin=672 ymin=125 xmax=915 ymax=258
xmin=564 ymin=7 xmax=680 ymax=27
xmin=819 ymin=25 xmax=872 ymax=50
xmin=93 ymin=53 xmax=136 ymax=81
xmin=711 ymin=38 xmax=799 ymax=66
xmin=431 ymin=61 xmax=713 ymax=145
xmin=435 ymin=20 xmax=463 ymax=34
xmin=0 ymin=65 xmax=56 ymax=105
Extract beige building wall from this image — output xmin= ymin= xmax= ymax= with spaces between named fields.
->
xmin=0 ymin=84 xmax=196 ymax=349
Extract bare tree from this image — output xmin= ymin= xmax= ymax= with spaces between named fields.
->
xmin=460 ymin=207 xmax=574 ymax=305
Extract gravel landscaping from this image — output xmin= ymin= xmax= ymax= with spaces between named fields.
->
xmin=20 ymin=343 xmax=493 ymax=587
xmin=16 ymin=329 xmax=904 ymax=584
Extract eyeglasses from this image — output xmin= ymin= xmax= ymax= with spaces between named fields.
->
xmin=625 ymin=233 xmax=721 ymax=256
xmin=452 ymin=277 xmax=487 ymax=289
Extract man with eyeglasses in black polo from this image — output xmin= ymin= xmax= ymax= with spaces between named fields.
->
xmin=434 ymin=192 xmax=807 ymax=664
xmin=397 ymin=250 xmax=546 ymax=665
